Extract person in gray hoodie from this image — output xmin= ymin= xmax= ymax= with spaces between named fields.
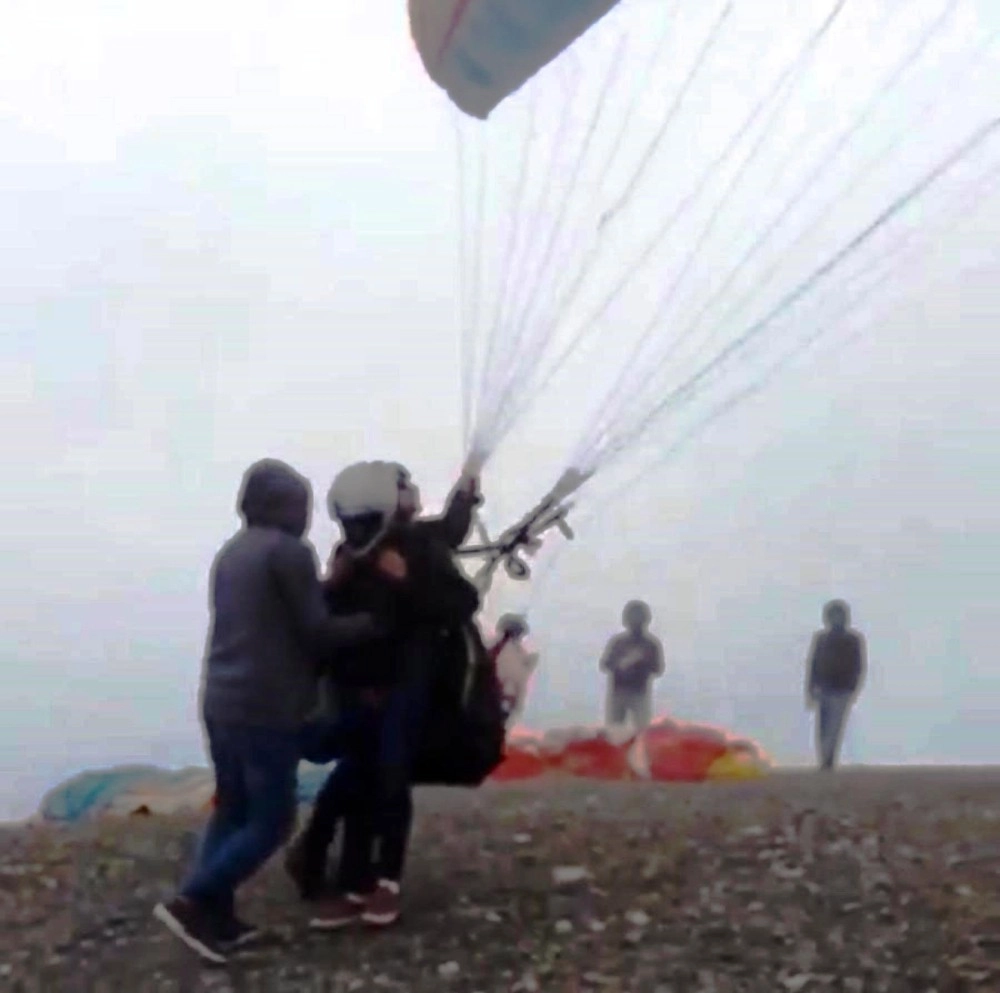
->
xmin=153 ymin=459 xmax=380 ymax=964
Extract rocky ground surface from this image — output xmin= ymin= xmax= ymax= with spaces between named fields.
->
xmin=2 ymin=769 xmax=1000 ymax=992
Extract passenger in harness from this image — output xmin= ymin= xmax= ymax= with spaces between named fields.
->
xmin=286 ymin=462 xmax=501 ymax=927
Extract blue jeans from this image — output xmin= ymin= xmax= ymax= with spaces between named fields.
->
xmin=816 ymin=690 xmax=854 ymax=769
xmin=181 ymin=719 xmax=299 ymax=916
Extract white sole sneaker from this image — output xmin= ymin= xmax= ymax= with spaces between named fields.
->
xmin=309 ymin=895 xmax=367 ymax=931
xmin=361 ymin=880 xmax=401 ymax=927
xmin=361 ymin=910 xmax=401 ymax=927
xmin=153 ymin=902 xmax=228 ymax=965
xmin=309 ymin=915 xmax=359 ymax=931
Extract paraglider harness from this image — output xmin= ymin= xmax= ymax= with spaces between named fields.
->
xmin=411 ymin=619 xmax=507 ymax=787
xmin=410 ymin=487 xmax=579 ymax=784
xmin=318 ymin=474 xmax=579 ymax=788
xmin=455 ymin=490 xmax=577 ymax=592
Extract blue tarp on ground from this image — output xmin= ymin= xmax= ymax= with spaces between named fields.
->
xmin=39 ymin=765 xmax=167 ymax=822
xmin=39 ymin=761 xmax=338 ymax=823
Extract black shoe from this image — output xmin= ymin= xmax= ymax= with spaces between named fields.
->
xmin=153 ymin=897 xmax=228 ymax=965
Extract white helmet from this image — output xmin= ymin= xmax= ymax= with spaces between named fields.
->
xmin=327 ymin=460 xmax=404 ymax=554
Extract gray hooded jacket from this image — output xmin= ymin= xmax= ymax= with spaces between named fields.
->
xmin=201 ymin=459 xmax=377 ymax=731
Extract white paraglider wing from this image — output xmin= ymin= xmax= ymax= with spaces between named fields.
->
xmin=406 ymin=0 xmax=1000 ymax=591
xmin=409 ymin=0 xmax=623 ymax=120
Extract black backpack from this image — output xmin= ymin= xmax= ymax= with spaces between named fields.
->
xmin=412 ymin=620 xmax=507 ymax=787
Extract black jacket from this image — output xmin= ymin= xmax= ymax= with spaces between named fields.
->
xmin=324 ymin=515 xmax=480 ymax=691
xmin=412 ymin=486 xmax=478 ymax=550
xmin=806 ymin=627 xmax=866 ymax=695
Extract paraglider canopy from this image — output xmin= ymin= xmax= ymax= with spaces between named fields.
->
xmin=408 ymin=0 xmax=623 ymax=119
xmin=406 ymin=0 xmax=1000 ymax=600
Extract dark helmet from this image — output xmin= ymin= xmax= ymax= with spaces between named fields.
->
xmin=823 ymin=599 xmax=851 ymax=628
xmin=497 ymin=613 xmax=529 ymax=639
xmin=622 ymin=599 xmax=651 ymax=629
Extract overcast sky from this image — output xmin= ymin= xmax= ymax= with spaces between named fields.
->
xmin=2 ymin=0 xmax=999 ymax=819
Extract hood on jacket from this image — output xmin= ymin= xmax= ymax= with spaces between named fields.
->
xmin=238 ymin=459 xmax=312 ymax=538
xmin=823 ymin=598 xmax=851 ymax=630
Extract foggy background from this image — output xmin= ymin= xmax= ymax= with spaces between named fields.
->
xmin=2 ymin=0 xmax=999 ymax=820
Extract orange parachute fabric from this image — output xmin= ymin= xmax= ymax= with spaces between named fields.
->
xmin=642 ymin=721 xmax=729 ymax=783
xmin=542 ymin=725 xmax=636 ymax=780
xmin=408 ymin=0 xmax=624 ymax=119
xmin=487 ymin=717 xmax=770 ymax=784
xmin=491 ymin=728 xmax=549 ymax=780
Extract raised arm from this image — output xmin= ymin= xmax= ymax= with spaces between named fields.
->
xmin=417 ymin=480 xmax=480 ymax=550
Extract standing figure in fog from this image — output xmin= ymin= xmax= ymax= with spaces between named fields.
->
xmin=805 ymin=599 xmax=867 ymax=771
xmin=600 ymin=600 xmax=664 ymax=732
xmin=489 ymin=613 xmax=539 ymax=727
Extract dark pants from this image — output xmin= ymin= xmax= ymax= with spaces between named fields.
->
xmin=365 ymin=672 xmax=430 ymax=883
xmin=181 ymin=719 xmax=299 ymax=917
xmin=322 ymin=757 xmax=377 ymax=894
xmin=816 ymin=690 xmax=854 ymax=770
xmin=304 ymin=672 xmax=430 ymax=892
xmin=295 ymin=708 xmax=374 ymax=893
xmin=301 ymin=636 xmax=434 ymax=891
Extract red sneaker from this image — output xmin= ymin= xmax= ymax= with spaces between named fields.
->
xmin=308 ymin=892 xmax=367 ymax=931
xmin=361 ymin=879 xmax=401 ymax=928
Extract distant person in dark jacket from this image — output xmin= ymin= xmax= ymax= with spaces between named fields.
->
xmin=600 ymin=600 xmax=664 ymax=732
xmin=152 ymin=459 xmax=379 ymax=964
xmin=805 ymin=599 xmax=867 ymax=771
xmin=287 ymin=462 xmax=481 ymax=928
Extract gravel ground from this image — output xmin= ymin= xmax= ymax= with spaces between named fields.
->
xmin=2 ymin=768 xmax=1000 ymax=992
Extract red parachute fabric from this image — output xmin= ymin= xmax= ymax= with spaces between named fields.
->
xmin=487 ymin=716 xmax=768 ymax=784
xmin=643 ymin=722 xmax=729 ymax=783
xmin=546 ymin=727 xmax=635 ymax=780
xmin=490 ymin=729 xmax=548 ymax=781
